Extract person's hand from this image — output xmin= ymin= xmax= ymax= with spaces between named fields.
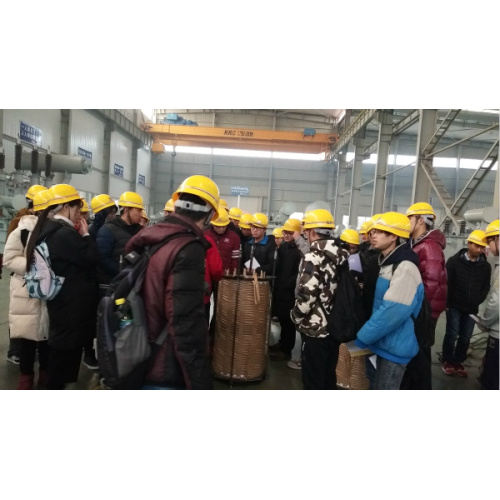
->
xmin=77 ymin=217 xmax=89 ymax=236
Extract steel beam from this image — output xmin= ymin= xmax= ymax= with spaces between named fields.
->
xmin=334 ymin=154 xmax=347 ymax=228
xmin=349 ymin=135 xmax=365 ymax=227
xmin=331 ymin=109 xmax=377 ymax=155
xmin=422 ymin=109 xmax=461 ymax=154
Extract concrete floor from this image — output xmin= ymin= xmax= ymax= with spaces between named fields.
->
xmin=0 ymin=275 xmax=486 ymax=390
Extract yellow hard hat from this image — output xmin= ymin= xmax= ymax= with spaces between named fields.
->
xmin=282 ymin=218 xmax=301 ymax=233
xmin=485 ymin=219 xmax=499 ymax=238
xmin=239 ymin=213 xmax=253 ymax=229
xmin=118 ymin=191 xmax=144 ymax=210
xmin=273 ymin=227 xmax=284 ymax=238
xmin=212 ymin=207 xmax=230 ymax=227
xmin=164 ymin=198 xmax=175 ymax=212
xmin=173 ymin=175 xmax=220 ymax=219
xmin=25 ymin=184 xmax=47 ymax=200
xmin=302 ymin=209 xmax=335 ymax=230
xmin=32 ymin=189 xmax=51 ymax=212
xmin=219 ymin=199 xmax=228 ymax=209
xmin=340 ymin=229 xmax=361 ymax=245
xmin=372 ymin=212 xmax=411 ymax=238
xmin=81 ymin=199 xmax=89 ymax=213
xmin=406 ymin=202 xmax=436 ymax=220
xmin=251 ymin=213 xmax=269 ymax=228
xmin=47 ymin=184 xmax=82 ymax=207
xmin=91 ymin=194 xmax=116 ymax=214
xmin=467 ymin=230 xmax=487 ymax=247
xmin=370 ymin=213 xmax=383 ymax=223
xmin=359 ymin=221 xmax=371 ymax=234
xmin=228 ymin=207 xmax=243 ymax=221
xmin=141 ymin=210 xmax=149 ymax=221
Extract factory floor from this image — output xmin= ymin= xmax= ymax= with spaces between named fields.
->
xmin=0 ymin=275 xmax=486 ymax=390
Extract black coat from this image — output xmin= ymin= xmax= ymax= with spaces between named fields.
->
xmin=273 ymin=241 xmax=301 ymax=315
xmin=446 ymin=248 xmax=491 ymax=314
xmin=241 ymin=235 xmax=277 ymax=276
xmin=38 ymin=218 xmax=99 ymax=349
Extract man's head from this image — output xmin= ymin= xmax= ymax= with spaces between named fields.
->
xmin=250 ymin=213 xmax=268 ymax=243
xmin=272 ymin=227 xmax=284 ymax=247
xmin=340 ymin=228 xmax=361 ymax=254
xmin=239 ymin=213 xmax=253 ymax=237
xmin=406 ymin=202 xmax=436 ymax=239
xmin=228 ymin=207 xmax=242 ymax=226
xmin=25 ymin=184 xmax=46 ymax=214
xmin=172 ymin=175 xmax=220 ymax=230
xmin=118 ymin=191 xmax=144 ymax=226
xmin=370 ymin=212 xmax=410 ymax=256
xmin=485 ymin=219 xmax=499 ymax=256
xmin=211 ymin=207 xmax=230 ymax=235
xmin=91 ymin=194 xmax=117 ymax=221
xmin=302 ymin=209 xmax=335 ymax=243
xmin=140 ymin=210 xmax=149 ymax=228
xmin=163 ymin=198 xmax=175 ymax=217
xmin=282 ymin=218 xmax=301 ymax=244
xmin=80 ymin=199 xmax=90 ymax=221
xmin=359 ymin=221 xmax=371 ymax=243
xmin=466 ymin=230 xmax=487 ymax=259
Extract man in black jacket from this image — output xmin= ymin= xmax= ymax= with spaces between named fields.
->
xmin=270 ymin=218 xmax=302 ymax=361
xmin=241 ymin=213 xmax=276 ymax=276
xmin=442 ymin=230 xmax=491 ymax=377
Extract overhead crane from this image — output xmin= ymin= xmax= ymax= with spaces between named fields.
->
xmin=140 ymin=123 xmax=339 ymax=156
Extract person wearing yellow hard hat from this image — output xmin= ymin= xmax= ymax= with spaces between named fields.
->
xmin=140 ymin=210 xmax=149 ymax=228
xmin=241 ymin=212 xmax=276 ymax=276
xmin=290 ymin=208 xmax=348 ymax=379
xmin=205 ymin=208 xmax=241 ymax=273
xmin=289 ymin=208 xmax=350 ymax=388
xmin=355 ymin=212 xmax=424 ymax=390
xmin=2 ymin=187 xmax=53 ymax=384
xmin=479 ymin=219 xmax=499 ymax=389
xmin=163 ymin=198 xmax=175 ymax=217
xmin=80 ymin=199 xmax=90 ymax=221
xmin=124 ymin=174 xmax=221 ymax=390
xmin=88 ymin=194 xmax=118 ymax=240
xmin=441 ymin=229 xmax=492 ymax=378
xmin=219 ymin=199 xmax=228 ymax=210
xmin=402 ymin=202 xmax=447 ymax=390
xmin=272 ymin=227 xmax=284 ymax=248
xmin=339 ymin=228 xmax=361 ymax=255
xmin=237 ymin=212 xmax=253 ymax=244
xmin=270 ymin=218 xmax=302 ymax=362
xmin=7 ymin=184 xmax=47 ymax=237
xmin=26 ymin=184 xmax=100 ymax=388
xmin=227 ymin=206 xmax=244 ymax=241
xmin=95 ymin=191 xmax=144 ymax=286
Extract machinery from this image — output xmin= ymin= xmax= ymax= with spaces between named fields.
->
xmin=0 ymin=144 xmax=92 ymax=252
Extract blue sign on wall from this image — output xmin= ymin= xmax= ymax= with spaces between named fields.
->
xmin=78 ymin=147 xmax=92 ymax=160
xmin=138 ymin=174 xmax=146 ymax=186
xmin=231 ymin=186 xmax=250 ymax=196
xmin=20 ymin=121 xmax=42 ymax=146
xmin=114 ymin=163 xmax=124 ymax=177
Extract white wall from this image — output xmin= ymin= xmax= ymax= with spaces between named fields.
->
xmin=108 ymin=131 xmax=133 ymax=199
xmin=136 ymin=147 xmax=152 ymax=212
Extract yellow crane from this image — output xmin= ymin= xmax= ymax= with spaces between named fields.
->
xmin=141 ymin=123 xmax=338 ymax=155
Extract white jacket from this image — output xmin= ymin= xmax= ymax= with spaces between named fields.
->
xmin=2 ymin=215 xmax=49 ymax=341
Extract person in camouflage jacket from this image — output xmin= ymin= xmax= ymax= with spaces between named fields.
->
xmin=290 ymin=209 xmax=348 ymax=389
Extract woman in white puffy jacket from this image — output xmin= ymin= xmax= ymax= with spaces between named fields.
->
xmin=3 ymin=191 xmax=51 ymax=389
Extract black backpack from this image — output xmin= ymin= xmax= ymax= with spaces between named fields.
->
xmin=393 ymin=261 xmax=433 ymax=349
xmin=321 ymin=260 xmax=368 ymax=344
xmin=96 ymin=232 xmax=189 ymax=389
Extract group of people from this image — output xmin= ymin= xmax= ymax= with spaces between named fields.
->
xmin=2 ymin=175 xmax=498 ymax=390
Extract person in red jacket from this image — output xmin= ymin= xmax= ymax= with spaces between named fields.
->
xmin=402 ymin=202 xmax=447 ymax=390
xmin=204 ymin=208 xmax=241 ymax=273
xmin=203 ymin=232 xmax=223 ymax=322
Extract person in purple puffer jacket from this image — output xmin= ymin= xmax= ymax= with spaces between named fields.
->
xmin=401 ymin=202 xmax=447 ymax=390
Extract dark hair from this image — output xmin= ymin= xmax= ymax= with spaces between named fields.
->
xmin=25 ymin=199 xmax=81 ymax=272
xmin=26 ymin=198 xmax=34 ymax=210
xmin=174 ymin=193 xmax=212 ymax=222
xmin=25 ymin=206 xmax=52 ymax=273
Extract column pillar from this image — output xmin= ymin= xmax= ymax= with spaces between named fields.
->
xmin=412 ymin=109 xmax=437 ymax=203
xmin=349 ymin=134 xmax=365 ymax=227
xmin=371 ymin=110 xmax=393 ymax=214
xmin=334 ymin=152 xmax=347 ymax=227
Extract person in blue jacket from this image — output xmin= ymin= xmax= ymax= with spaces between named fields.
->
xmin=355 ymin=212 xmax=424 ymax=390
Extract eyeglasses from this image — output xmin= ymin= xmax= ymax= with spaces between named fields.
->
xmin=282 ymin=230 xmax=294 ymax=236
